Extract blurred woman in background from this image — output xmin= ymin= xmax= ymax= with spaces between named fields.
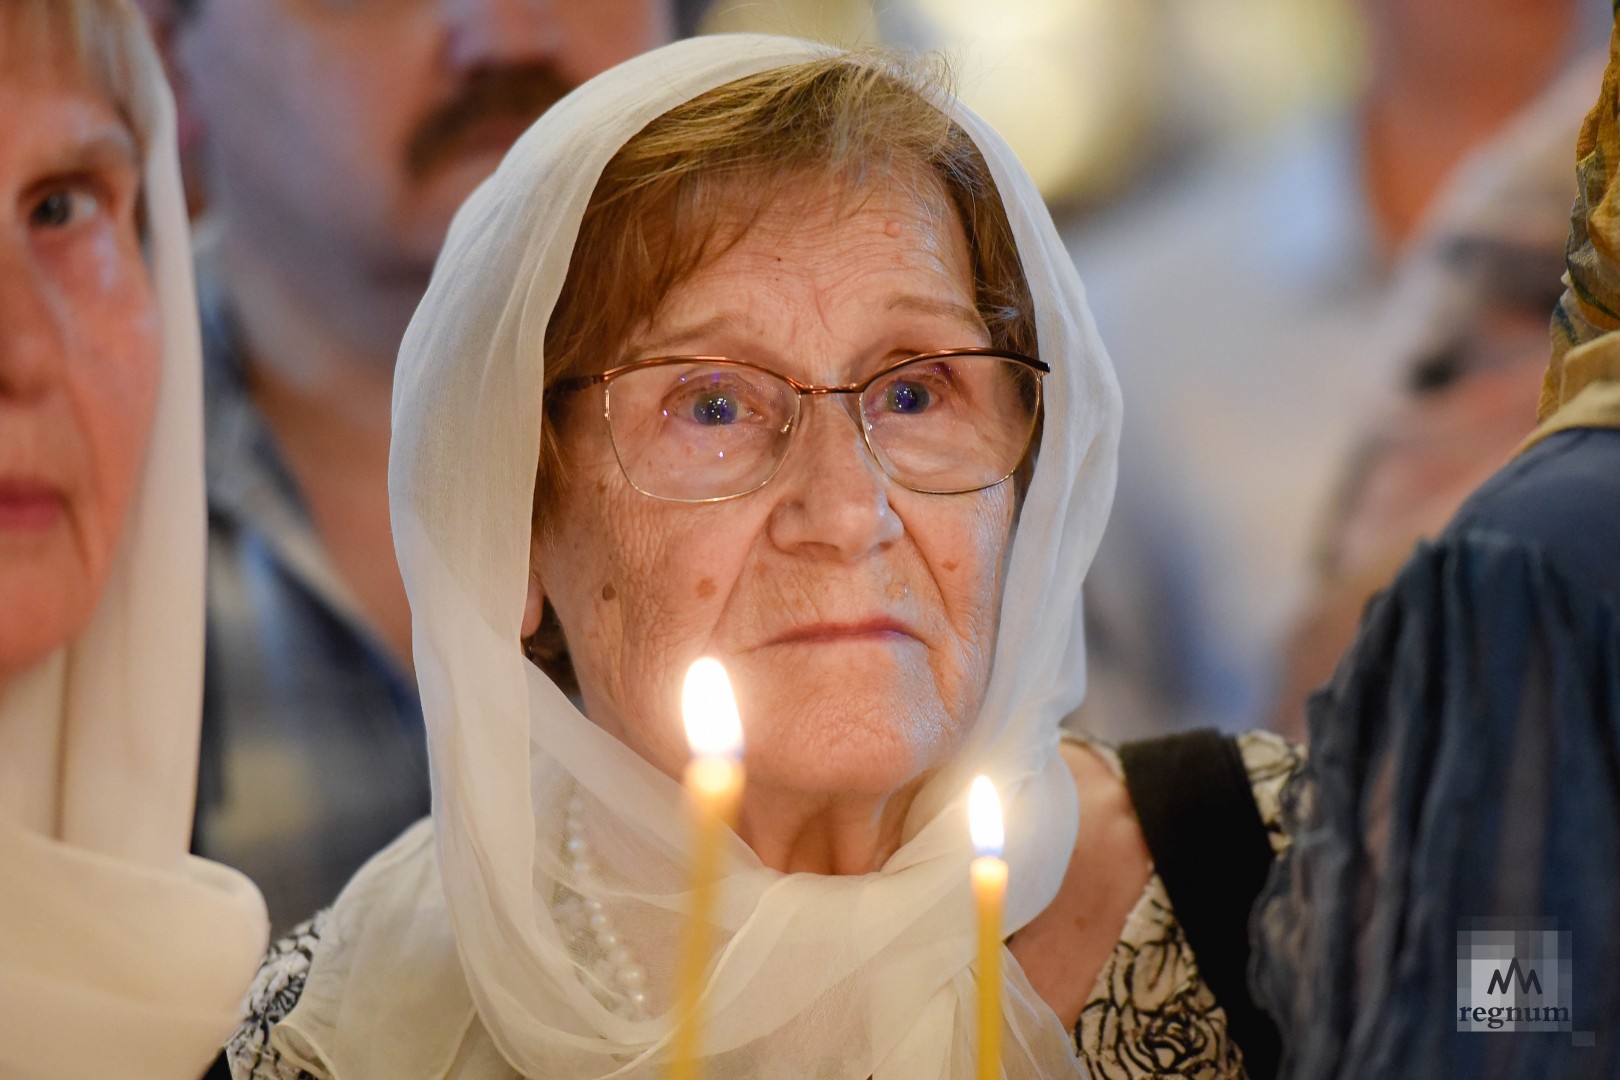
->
xmin=0 ymin=2 xmax=267 ymax=1076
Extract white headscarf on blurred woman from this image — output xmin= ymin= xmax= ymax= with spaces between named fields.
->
xmin=0 ymin=3 xmax=267 ymax=1077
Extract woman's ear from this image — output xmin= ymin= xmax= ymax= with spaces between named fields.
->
xmin=522 ymin=568 xmax=545 ymax=640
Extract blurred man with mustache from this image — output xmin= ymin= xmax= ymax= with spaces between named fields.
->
xmin=143 ymin=0 xmax=672 ymax=932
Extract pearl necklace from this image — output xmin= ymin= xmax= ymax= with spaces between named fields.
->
xmin=556 ymin=791 xmax=650 ymax=1018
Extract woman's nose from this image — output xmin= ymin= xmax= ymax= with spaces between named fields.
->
xmin=0 ymin=253 xmax=61 ymax=402
xmin=439 ymin=0 xmax=569 ymax=76
xmin=766 ymin=396 xmax=903 ymax=559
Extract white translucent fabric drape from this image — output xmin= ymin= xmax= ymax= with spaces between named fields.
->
xmin=0 ymin=7 xmax=269 ymax=1078
xmin=295 ymin=34 xmax=1119 ymax=1080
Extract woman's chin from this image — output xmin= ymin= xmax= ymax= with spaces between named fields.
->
xmin=731 ymin=685 xmax=961 ymax=802
xmin=0 ymin=559 xmax=94 ymax=676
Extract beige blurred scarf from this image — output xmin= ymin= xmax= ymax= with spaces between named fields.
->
xmin=1532 ymin=13 xmax=1620 ymax=444
xmin=0 ymin=5 xmax=268 ymax=1077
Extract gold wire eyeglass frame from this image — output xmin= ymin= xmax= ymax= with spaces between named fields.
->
xmin=550 ymin=347 xmax=1049 ymax=503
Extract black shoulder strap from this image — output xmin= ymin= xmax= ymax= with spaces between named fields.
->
xmin=1117 ymin=730 xmax=1282 ymax=1080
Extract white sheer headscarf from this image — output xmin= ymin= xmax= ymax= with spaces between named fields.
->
xmin=0 ymin=5 xmax=269 ymax=1077
xmin=278 ymin=34 xmax=1119 ymax=1080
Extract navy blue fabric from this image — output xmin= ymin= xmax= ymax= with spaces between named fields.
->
xmin=1447 ymin=428 xmax=1620 ymax=604
xmin=191 ymin=267 xmax=428 ymax=934
xmin=1252 ymin=427 xmax=1620 ymax=1080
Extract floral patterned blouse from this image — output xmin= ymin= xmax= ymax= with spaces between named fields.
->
xmin=1074 ymin=732 xmax=1299 ymax=1080
xmin=229 ymin=732 xmax=1302 ymax=1080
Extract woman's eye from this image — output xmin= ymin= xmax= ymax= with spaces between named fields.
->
xmin=30 ymin=187 xmax=102 ymax=231
xmin=690 ymin=391 xmax=741 ymax=425
xmin=880 ymin=380 xmax=933 ymax=414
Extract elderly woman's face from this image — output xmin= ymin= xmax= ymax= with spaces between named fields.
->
xmin=0 ymin=62 xmax=159 ymax=682
xmin=538 ymin=175 xmax=1016 ymax=802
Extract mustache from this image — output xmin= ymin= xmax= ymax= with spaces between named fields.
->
xmin=405 ymin=63 xmax=577 ymax=181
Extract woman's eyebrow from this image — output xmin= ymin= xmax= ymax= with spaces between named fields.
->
xmin=629 ymin=312 xmax=754 ymax=358
xmin=46 ymin=129 xmax=141 ymax=176
xmin=885 ymin=294 xmax=986 ymax=334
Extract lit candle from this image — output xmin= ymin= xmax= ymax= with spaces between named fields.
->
xmin=670 ymin=658 xmax=745 ymax=1080
xmin=968 ymin=775 xmax=1007 ymax=1080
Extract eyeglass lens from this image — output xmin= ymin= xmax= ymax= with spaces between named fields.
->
xmin=603 ymin=353 xmax=1041 ymax=502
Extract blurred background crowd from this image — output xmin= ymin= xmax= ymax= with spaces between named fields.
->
xmin=7 ymin=0 xmax=1620 ymax=1076
xmin=117 ymin=0 xmax=1610 ymax=935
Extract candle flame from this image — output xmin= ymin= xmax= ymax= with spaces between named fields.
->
xmin=968 ymin=775 xmax=1004 ymax=857
xmin=681 ymin=657 xmax=743 ymax=759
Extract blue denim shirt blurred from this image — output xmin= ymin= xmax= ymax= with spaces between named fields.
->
xmin=193 ymin=248 xmax=428 ymax=934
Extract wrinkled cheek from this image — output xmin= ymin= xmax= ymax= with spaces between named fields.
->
xmin=105 ymin=300 xmax=162 ymax=449
xmin=89 ymin=236 xmax=163 ymax=408
xmin=612 ymin=580 xmax=702 ymax=682
xmin=599 ymin=586 xmax=722 ymax=771
xmin=72 ymin=286 xmax=162 ymax=585
xmin=577 ymin=513 xmax=687 ymax=690
xmin=981 ymin=494 xmax=1018 ymax=628
xmin=950 ymin=504 xmax=1018 ymax=705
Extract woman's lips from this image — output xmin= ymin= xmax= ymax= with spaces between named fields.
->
xmin=0 ymin=480 xmax=66 ymax=532
xmin=766 ymin=619 xmax=919 ymax=646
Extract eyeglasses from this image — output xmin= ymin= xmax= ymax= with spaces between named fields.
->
xmin=552 ymin=348 xmax=1048 ymax=503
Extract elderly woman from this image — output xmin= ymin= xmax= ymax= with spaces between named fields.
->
xmin=0 ymin=2 xmax=267 ymax=1077
xmin=234 ymin=37 xmax=1296 ymax=1080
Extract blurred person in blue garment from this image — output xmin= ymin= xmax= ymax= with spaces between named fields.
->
xmin=1066 ymin=0 xmax=1607 ymax=740
xmin=138 ymin=0 xmax=674 ymax=931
